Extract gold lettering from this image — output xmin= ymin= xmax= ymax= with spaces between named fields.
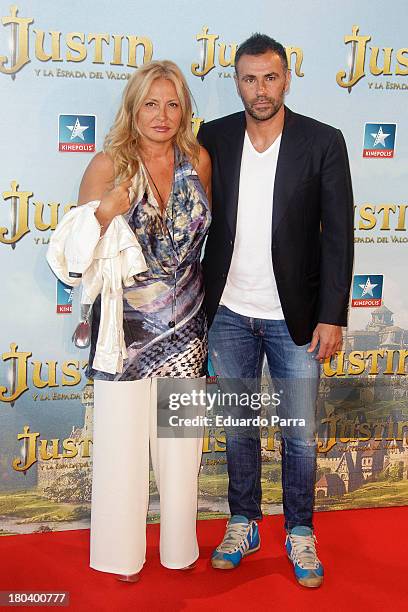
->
xmin=12 ymin=426 xmax=39 ymax=471
xmin=214 ymin=428 xmax=226 ymax=451
xmin=88 ymin=33 xmax=110 ymax=64
xmin=369 ymin=47 xmax=393 ymax=75
xmin=111 ymin=34 xmax=124 ymax=65
xmin=355 ymin=204 xmax=407 ymax=232
xmin=39 ymin=438 xmax=61 ymax=460
xmin=365 ymin=349 xmax=384 ymax=375
xmin=323 ymin=351 xmax=345 ymax=377
xmin=218 ymin=42 xmax=237 ymax=67
xmin=359 ymin=205 xmax=376 ymax=230
xmin=62 ymin=360 xmax=81 ymax=386
xmin=66 ymin=32 xmax=87 ymax=62
xmin=127 ymin=35 xmax=152 ymax=68
xmin=336 ymin=26 xmax=371 ymax=89
xmin=32 ymin=361 xmax=58 ymax=389
xmin=396 ymin=204 xmax=407 ymax=231
xmin=0 ymin=6 xmax=33 ymax=75
xmin=0 ymin=343 xmax=31 ymax=403
xmin=286 ymin=47 xmax=304 ymax=77
xmin=378 ymin=204 xmax=396 ymax=230
xmin=348 ymin=351 xmax=365 ymax=375
xmin=33 ymin=201 xmax=60 ymax=231
xmin=34 ymin=30 xmax=62 ymax=62
xmin=78 ymin=437 xmax=93 ymax=457
xmin=318 ymin=405 xmax=341 ymax=453
xmin=191 ymin=27 xmax=218 ymax=77
xmin=202 ymin=429 xmax=210 ymax=453
xmin=383 ymin=349 xmax=395 ymax=375
xmin=264 ymin=426 xmax=280 ymax=451
xmin=395 ymin=49 xmax=408 ymax=75
xmin=396 ymin=350 xmax=408 ymax=375
xmin=62 ymin=438 xmax=78 ymax=459
xmin=1 ymin=181 xmax=32 ymax=244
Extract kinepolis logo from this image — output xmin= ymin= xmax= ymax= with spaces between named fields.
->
xmin=351 ymin=274 xmax=384 ymax=308
xmin=191 ymin=26 xmax=304 ymax=79
xmin=337 ymin=26 xmax=408 ymax=92
xmin=58 ymin=114 xmax=96 ymax=152
xmin=362 ymin=123 xmax=396 ymax=158
xmin=56 ymin=279 xmax=74 ymax=314
xmin=0 ymin=6 xmax=153 ymax=79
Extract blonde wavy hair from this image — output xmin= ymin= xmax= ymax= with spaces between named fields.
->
xmin=104 ymin=60 xmax=199 ymax=182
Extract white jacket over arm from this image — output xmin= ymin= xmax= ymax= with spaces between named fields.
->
xmin=46 ymin=201 xmax=147 ymax=374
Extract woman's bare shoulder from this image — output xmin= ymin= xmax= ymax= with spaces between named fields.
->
xmin=85 ymin=151 xmax=114 ymax=178
xmin=196 ymin=146 xmax=212 ymax=206
xmin=197 ymin=145 xmax=211 ymax=169
xmin=196 ymin=145 xmax=211 ymax=179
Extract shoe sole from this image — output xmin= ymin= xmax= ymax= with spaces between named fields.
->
xmin=211 ymin=542 xmax=261 ymax=570
xmin=116 ymin=573 xmax=140 ymax=583
xmin=179 ymin=562 xmax=196 ymax=570
xmin=297 ymin=575 xmax=323 ymax=588
xmin=286 ymin=554 xmax=323 ymax=588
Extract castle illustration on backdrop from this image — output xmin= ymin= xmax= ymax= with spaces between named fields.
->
xmin=35 ymin=304 xmax=408 ymax=506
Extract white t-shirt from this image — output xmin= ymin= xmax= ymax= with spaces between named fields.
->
xmin=220 ymin=131 xmax=284 ymax=319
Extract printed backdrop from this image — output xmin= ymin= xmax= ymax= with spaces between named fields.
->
xmin=1 ymin=0 xmax=407 ymax=535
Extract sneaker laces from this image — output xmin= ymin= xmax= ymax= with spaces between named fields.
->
xmin=288 ymin=532 xmax=320 ymax=570
xmin=216 ymin=521 xmax=253 ymax=555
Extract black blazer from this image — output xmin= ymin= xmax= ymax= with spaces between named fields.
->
xmin=198 ymin=107 xmax=354 ymax=346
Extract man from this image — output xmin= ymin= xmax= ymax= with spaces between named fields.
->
xmin=198 ymin=33 xmax=353 ymax=588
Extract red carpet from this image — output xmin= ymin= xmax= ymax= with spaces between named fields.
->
xmin=1 ymin=507 xmax=407 ymax=611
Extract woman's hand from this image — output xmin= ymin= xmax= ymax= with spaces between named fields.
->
xmin=96 ymin=179 xmax=133 ymax=229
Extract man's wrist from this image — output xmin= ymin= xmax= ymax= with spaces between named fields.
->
xmin=316 ymin=322 xmax=342 ymax=328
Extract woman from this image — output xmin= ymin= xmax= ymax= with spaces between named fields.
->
xmin=78 ymin=60 xmax=211 ymax=580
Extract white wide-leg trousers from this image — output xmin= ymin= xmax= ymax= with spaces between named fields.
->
xmin=90 ymin=378 xmax=203 ymax=574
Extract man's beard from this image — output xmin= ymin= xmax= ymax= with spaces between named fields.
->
xmin=242 ymin=95 xmax=283 ymax=122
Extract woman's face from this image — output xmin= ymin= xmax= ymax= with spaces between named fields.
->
xmin=136 ymin=77 xmax=183 ymax=147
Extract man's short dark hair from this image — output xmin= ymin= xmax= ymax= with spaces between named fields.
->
xmin=235 ymin=33 xmax=288 ymax=73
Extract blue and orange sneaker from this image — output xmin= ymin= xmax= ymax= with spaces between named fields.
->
xmin=285 ymin=526 xmax=324 ymax=587
xmin=211 ymin=515 xmax=260 ymax=569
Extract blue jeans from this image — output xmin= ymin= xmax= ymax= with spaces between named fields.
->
xmin=208 ymin=305 xmax=320 ymax=530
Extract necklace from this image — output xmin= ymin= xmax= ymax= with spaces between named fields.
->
xmin=143 ymin=163 xmax=165 ymax=210
xmin=141 ymin=157 xmax=179 ymax=340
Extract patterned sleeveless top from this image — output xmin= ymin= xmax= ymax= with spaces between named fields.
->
xmin=86 ymin=146 xmax=211 ymax=381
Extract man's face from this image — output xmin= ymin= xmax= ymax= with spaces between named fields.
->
xmin=234 ymin=51 xmax=291 ymax=121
